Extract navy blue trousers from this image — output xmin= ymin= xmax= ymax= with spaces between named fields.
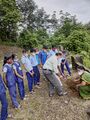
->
xmin=16 ymin=81 xmax=25 ymax=100
xmin=8 ymin=85 xmax=19 ymax=108
xmin=0 ymin=93 xmax=8 ymax=120
xmin=61 ymin=60 xmax=71 ymax=75
xmin=33 ymin=66 xmax=40 ymax=86
xmin=26 ymin=72 xmax=34 ymax=92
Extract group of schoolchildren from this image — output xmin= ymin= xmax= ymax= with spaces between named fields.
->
xmin=0 ymin=45 xmax=71 ymax=120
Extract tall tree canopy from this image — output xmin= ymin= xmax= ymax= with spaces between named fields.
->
xmin=0 ymin=0 xmax=20 ymax=41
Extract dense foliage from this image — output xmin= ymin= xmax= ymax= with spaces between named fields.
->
xmin=0 ymin=0 xmax=20 ymax=41
xmin=0 ymin=0 xmax=90 ymax=55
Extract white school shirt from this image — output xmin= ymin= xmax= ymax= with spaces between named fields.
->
xmin=43 ymin=55 xmax=59 ymax=74
xmin=3 ymin=63 xmax=12 ymax=73
xmin=21 ymin=55 xmax=33 ymax=72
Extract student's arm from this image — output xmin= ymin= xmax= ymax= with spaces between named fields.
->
xmin=22 ymin=64 xmax=34 ymax=77
xmin=76 ymin=81 xmax=86 ymax=87
xmin=14 ymin=69 xmax=23 ymax=79
xmin=3 ymin=72 xmax=8 ymax=87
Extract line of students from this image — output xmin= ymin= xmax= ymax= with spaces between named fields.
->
xmin=0 ymin=48 xmax=41 ymax=120
xmin=0 ymin=46 xmax=71 ymax=120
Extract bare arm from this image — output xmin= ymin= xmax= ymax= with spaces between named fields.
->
xmin=3 ymin=73 xmax=8 ymax=87
xmin=22 ymin=64 xmax=34 ymax=77
xmin=13 ymin=69 xmax=23 ymax=79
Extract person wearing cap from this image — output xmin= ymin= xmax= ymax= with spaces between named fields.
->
xmin=39 ymin=45 xmax=48 ymax=66
xmin=43 ymin=52 xmax=67 ymax=97
xmin=21 ymin=49 xmax=34 ymax=94
xmin=0 ymin=74 xmax=8 ymax=120
xmin=29 ymin=48 xmax=40 ymax=89
xmin=3 ymin=53 xmax=20 ymax=109
xmin=12 ymin=54 xmax=25 ymax=100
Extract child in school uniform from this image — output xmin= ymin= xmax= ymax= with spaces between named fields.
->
xmin=21 ymin=49 xmax=34 ymax=94
xmin=39 ymin=45 xmax=48 ymax=66
xmin=0 ymin=74 xmax=8 ymax=120
xmin=12 ymin=54 xmax=25 ymax=100
xmin=3 ymin=53 xmax=20 ymax=109
xmin=29 ymin=49 xmax=40 ymax=88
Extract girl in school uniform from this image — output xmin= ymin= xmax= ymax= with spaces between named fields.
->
xmin=30 ymin=48 xmax=40 ymax=88
xmin=12 ymin=54 xmax=25 ymax=100
xmin=0 ymin=74 xmax=8 ymax=120
xmin=21 ymin=49 xmax=34 ymax=94
xmin=3 ymin=53 xmax=20 ymax=109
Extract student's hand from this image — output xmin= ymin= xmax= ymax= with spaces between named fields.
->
xmin=22 ymin=76 xmax=25 ymax=80
xmin=23 ymin=74 xmax=26 ymax=80
xmin=30 ymin=71 xmax=34 ymax=77
xmin=40 ymin=64 xmax=43 ymax=69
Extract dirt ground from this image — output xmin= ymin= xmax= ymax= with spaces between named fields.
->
xmin=7 ymin=74 xmax=90 ymax=120
xmin=0 ymin=45 xmax=90 ymax=120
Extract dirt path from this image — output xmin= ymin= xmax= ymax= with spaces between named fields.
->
xmin=8 ymin=76 xmax=90 ymax=120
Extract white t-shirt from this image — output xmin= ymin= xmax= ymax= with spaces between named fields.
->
xmin=43 ymin=55 xmax=59 ymax=74
xmin=21 ymin=55 xmax=33 ymax=72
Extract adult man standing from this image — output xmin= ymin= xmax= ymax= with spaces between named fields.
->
xmin=43 ymin=52 xmax=67 ymax=97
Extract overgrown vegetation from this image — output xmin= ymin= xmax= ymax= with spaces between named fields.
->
xmin=0 ymin=0 xmax=90 ymax=67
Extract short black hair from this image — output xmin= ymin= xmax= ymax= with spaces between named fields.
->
xmin=12 ymin=54 xmax=15 ymax=60
xmin=22 ymin=49 xmax=27 ymax=53
xmin=43 ymin=45 xmax=48 ymax=49
xmin=30 ymin=48 xmax=35 ymax=53
xmin=56 ymin=52 xmax=62 ymax=56
xmin=52 ymin=45 xmax=56 ymax=48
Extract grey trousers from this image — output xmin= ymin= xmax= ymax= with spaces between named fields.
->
xmin=43 ymin=69 xmax=63 ymax=96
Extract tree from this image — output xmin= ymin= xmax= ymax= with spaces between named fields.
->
xmin=36 ymin=28 xmax=49 ymax=45
xmin=65 ymin=30 xmax=90 ymax=52
xmin=54 ymin=11 xmax=84 ymax=37
xmin=18 ymin=29 xmax=38 ymax=49
xmin=0 ymin=0 xmax=20 ymax=41
xmin=34 ymin=7 xmax=50 ymax=30
xmin=16 ymin=0 xmax=37 ymax=31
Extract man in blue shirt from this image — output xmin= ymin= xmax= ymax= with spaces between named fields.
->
xmin=48 ymin=45 xmax=58 ymax=58
xmin=39 ymin=46 xmax=48 ymax=66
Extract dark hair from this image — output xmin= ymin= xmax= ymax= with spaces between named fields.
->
xmin=56 ymin=52 xmax=62 ymax=56
xmin=43 ymin=45 xmax=48 ymax=49
xmin=12 ymin=54 xmax=16 ymax=60
xmin=3 ymin=57 xmax=7 ymax=66
xmin=30 ymin=48 xmax=35 ymax=53
xmin=61 ymin=59 xmax=65 ymax=62
xmin=52 ymin=45 xmax=56 ymax=48
xmin=3 ymin=56 xmax=12 ymax=66
xmin=22 ymin=49 xmax=27 ymax=54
